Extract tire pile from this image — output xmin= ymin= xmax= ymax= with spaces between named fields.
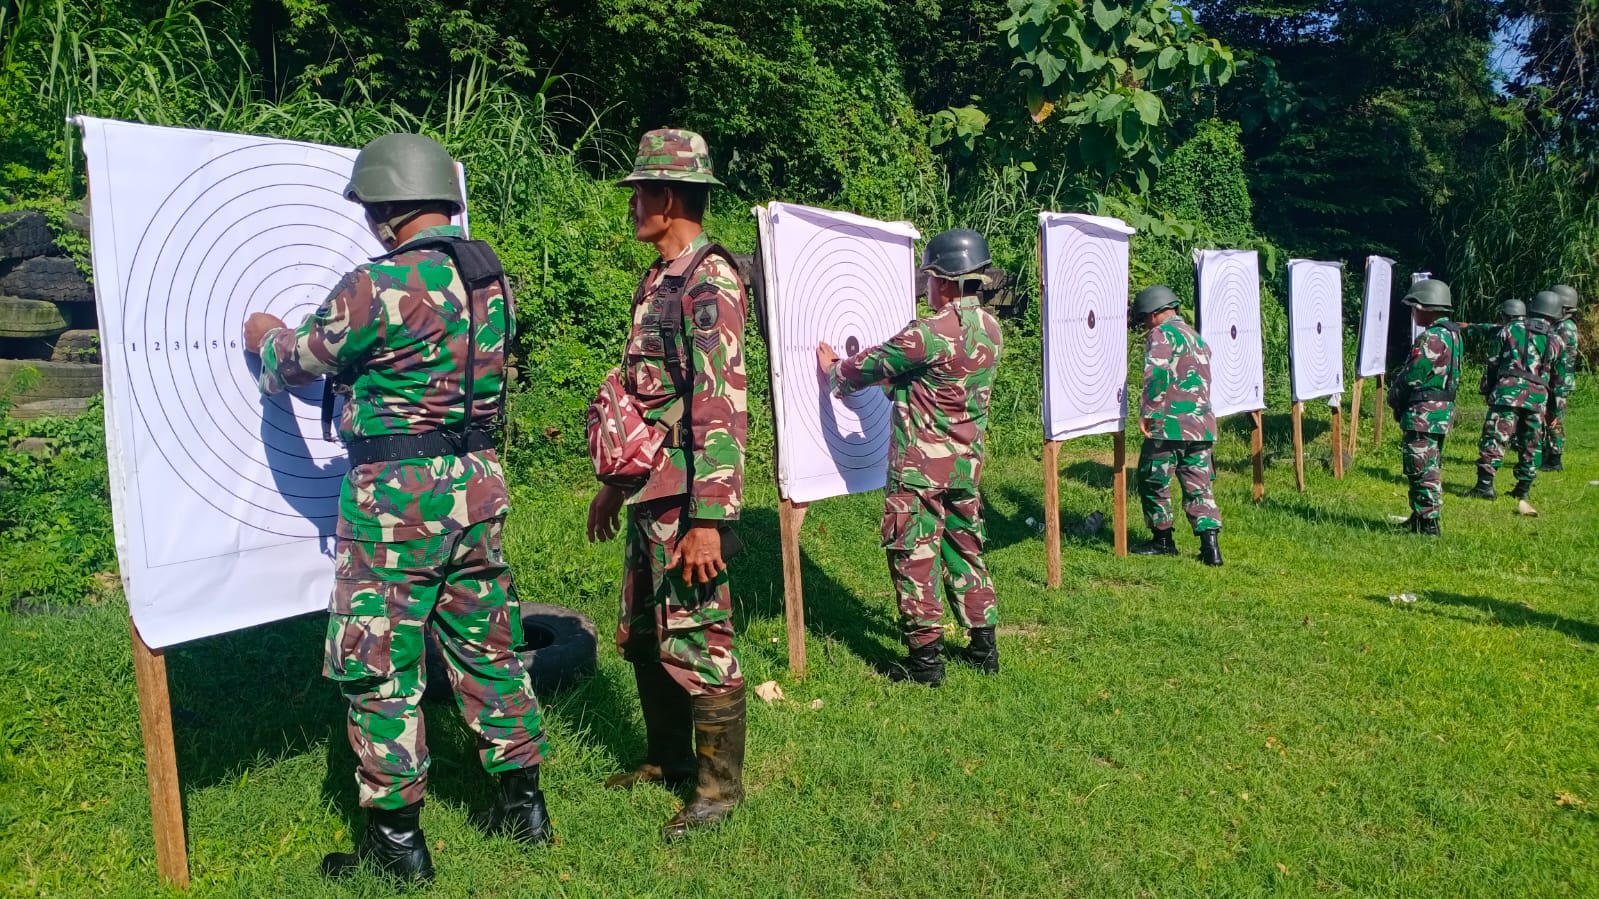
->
xmin=0 ymin=208 xmax=100 ymax=419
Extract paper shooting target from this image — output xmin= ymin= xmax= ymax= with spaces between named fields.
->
xmin=755 ymin=203 xmax=918 ymax=503
xmin=1039 ymin=212 xmax=1132 ymax=441
xmin=1194 ymin=249 xmax=1266 ymax=418
xmin=1357 ymin=256 xmax=1395 ymax=379
xmin=1287 ymin=259 xmax=1346 ymax=402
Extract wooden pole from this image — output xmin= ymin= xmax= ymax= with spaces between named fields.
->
xmin=1373 ymin=375 xmax=1386 ymax=447
xmin=778 ymin=499 xmax=809 ymax=676
xmin=1043 ymin=441 xmax=1062 ymax=588
xmin=1292 ymin=401 xmax=1307 ymax=492
xmin=1250 ymin=410 xmax=1266 ymax=503
xmin=1348 ymin=377 xmax=1365 ymax=459
xmin=130 ymin=620 xmax=189 ymax=889
xmin=1330 ymin=399 xmax=1345 ymax=480
xmin=1112 ymin=431 xmax=1128 ymax=557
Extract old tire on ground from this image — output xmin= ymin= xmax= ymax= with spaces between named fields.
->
xmin=0 ymin=296 xmax=69 ymax=338
xmin=7 ymin=397 xmax=92 ymax=419
xmin=0 ymin=257 xmax=92 ymax=303
xmin=49 ymin=329 xmax=100 ymax=363
xmin=0 ymin=211 xmax=60 ymax=261
xmin=423 ymin=602 xmax=598 ymax=702
xmin=0 ymin=359 xmax=102 ymax=401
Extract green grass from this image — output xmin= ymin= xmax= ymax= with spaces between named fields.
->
xmin=2 ymin=390 xmax=1597 ymax=898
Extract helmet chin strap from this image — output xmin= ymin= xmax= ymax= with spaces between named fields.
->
xmin=367 ymin=205 xmax=428 ymax=248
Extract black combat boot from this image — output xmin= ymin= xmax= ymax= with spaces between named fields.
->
xmin=484 ymin=766 xmax=554 ymax=845
xmin=1197 ymin=529 xmax=1223 ymax=566
xmin=1510 ymin=480 xmax=1531 ymax=500
xmin=1465 ymin=474 xmax=1497 ymax=500
xmin=961 ymin=627 xmax=999 ymax=674
xmin=1541 ymin=453 xmax=1563 ymax=472
xmin=888 ymin=638 xmax=946 ymax=687
xmin=321 ymin=799 xmax=436 ymax=884
xmin=1414 ymin=517 xmax=1441 ymax=537
xmin=1131 ymin=528 xmax=1179 ymax=556
xmin=663 ymin=686 xmax=746 ymax=842
xmin=606 ymin=662 xmax=695 ymax=790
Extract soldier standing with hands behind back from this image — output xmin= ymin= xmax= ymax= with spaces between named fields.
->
xmin=1387 ymin=279 xmax=1461 ymax=536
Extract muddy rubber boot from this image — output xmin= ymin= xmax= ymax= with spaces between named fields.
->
xmin=1197 ymin=530 xmax=1223 ymax=566
xmin=1131 ymin=528 xmax=1179 ymax=556
xmin=606 ymin=662 xmax=695 ymax=790
xmin=484 ymin=766 xmax=553 ymax=845
xmin=321 ymin=799 xmax=436 ymax=884
xmin=663 ymin=686 xmax=747 ymax=842
xmin=1465 ymin=475 xmax=1497 ymax=500
xmin=1414 ymin=517 xmax=1441 ymax=537
xmin=1541 ymin=452 xmax=1563 ymax=472
xmin=1510 ymin=480 xmax=1531 ymax=500
xmin=888 ymin=638 xmax=946 ymax=687
xmin=961 ymin=627 xmax=999 ymax=674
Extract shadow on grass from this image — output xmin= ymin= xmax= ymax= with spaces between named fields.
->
xmin=994 ymin=484 xmax=1115 ymax=551
xmin=1366 ymin=592 xmax=1599 ymax=645
xmin=1262 ymin=492 xmax=1391 ymax=532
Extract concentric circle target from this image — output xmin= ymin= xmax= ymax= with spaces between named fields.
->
xmin=1198 ymin=253 xmax=1265 ymax=414
xmin=1291 ymin=262 xmax=1344 ymax=398
xmin=1046 ymin=222 xmax=1129 ymax=418
xmin=121 ymin=142 xmax=368 ymax=541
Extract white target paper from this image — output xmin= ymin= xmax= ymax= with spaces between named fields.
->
xmin=1039 ymin=212 xmax=1132 ymax=440
xmin=1287 ymin=259 xmax=1346 ymax=402
xmin=1193 ymin=249 xmax=1266 ymax=418
xmin=755 ymin=203 xmax=918 ymax=503
xmin=80 ymin=117 xmax=465 ymax=648
xmin=1357 ymin=255 xmax=1395 ymax=378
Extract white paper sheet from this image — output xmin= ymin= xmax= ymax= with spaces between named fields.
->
xmin=755 ymin=203 xmax=918 ymax=503
xmin=1288 ymin=258 xmax=1347 ymax=402
xmin=1193 ymin=249 xmax=1266 ymax=418
xmin=1039 ymin=212 xmax=1132 ymax=441
xmin=80 ymin=117 xmax=465 ymax=648
xmin=1356 ymin=256 xmax=1394 ymax=378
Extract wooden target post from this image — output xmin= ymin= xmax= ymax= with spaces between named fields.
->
xmin=1330 ymin=395 xmax=1346 ymax=479
xmin=1292 ymin=401 xmax=1307 ymax=492
xmin=1250 ymin=411 xmax=1266 ymax=503
xmin=130 ymin=620 xmax=190 ymax=888
xmin=777 ymin=498 xmax=809 ymax=676
xmin=1348 ymin=377 xmax=1366 ymax=458
xmin=1373 ymin=375 xmax=1386 ymax=446
xmin=1043 ymin=433 xmax=1128 ymax=589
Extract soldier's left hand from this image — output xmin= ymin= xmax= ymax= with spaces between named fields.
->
xmin=243 ymin=312 xmax=287 ymax=355
xmin=670 ymin=522 xmax=726 ymax=586
xmin=816 ymin=343 xmax=839 ymax=372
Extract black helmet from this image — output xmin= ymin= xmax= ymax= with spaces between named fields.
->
xmin=920 ymin=228 xmax=992 ymax=279
xmin=1131 ymin=284 xmax=1181 ymax=319
xmin=1402 ymin=279 xmax=1452 ymax=311
xmin=1552 ymin=284 xmax=1581 ymax=312
xmin=1499 ymin=298 xmax=1526 ymax=319
xmin=1528 ymin=290 xmax=1563 ymax=320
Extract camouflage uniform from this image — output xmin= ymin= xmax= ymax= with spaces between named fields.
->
xmin=1544 ymin=315 xmax=1579 ymax=458
xmin=618 ymin=231 xmax=748 ymax=697
xmin=1392 ymin=320 xmax=1462 ymax=521
xmin=1137 ymin=316 xmax=1221 ymax=534
xmin=259 ymin=224 xmax=547 ymax=810
xmin=828 ymin=295 xmax=1003 ymax=650
xmin=1475 ymin=319 xmax=1565 ymax=488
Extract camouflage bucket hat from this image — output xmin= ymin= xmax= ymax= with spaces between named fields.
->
xmin=618 ymin=128 xmax=724 ymax=186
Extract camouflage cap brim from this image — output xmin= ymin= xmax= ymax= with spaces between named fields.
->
xmin=616 ymin=170 xmax=725 ymax=187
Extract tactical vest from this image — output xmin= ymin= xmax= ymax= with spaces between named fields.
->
xmin=1405 ymin=321 xmax=1461 ymax=405
xmin=627 ymin=241 xmax=738 ymax=449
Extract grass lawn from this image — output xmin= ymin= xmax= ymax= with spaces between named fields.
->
xmin=2 ymin=389 xmax=1597 ymax=897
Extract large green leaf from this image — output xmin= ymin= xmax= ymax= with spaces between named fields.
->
xmin=1091 ymin=0 xmax=1123 ymax=32
xmin=1132 ymin=89 xmax=1162 ymax=126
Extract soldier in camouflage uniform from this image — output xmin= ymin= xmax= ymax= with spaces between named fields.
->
xmin=1128 ymin=285 xmax=1223 ymax=566
xmin=1460 ymin=298 xmax=1524 ymax=344
xmin=1387 ymin=280 xmax=1462 ymax=536
xmin=586 ymin=129 xmax=749 ymax=841
xmin=244 ymin=134 xmax=550 ymax=884
xmin=1466 ymin=290 xmax=1568 ymax=502
xmin=819 ymin=228 xmax=1004 ymax=687
xmin=1541 ymin=285 xmax=1581 ymax=471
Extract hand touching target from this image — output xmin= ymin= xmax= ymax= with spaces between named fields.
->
xmin=1287 ymin=259 xmax=1346 ymax=402
xmin=1194 ymin=249 xmax=1266 ymax=418
xmin=1039 ymin=212 xmax=1133 ymax=440
xmin=1357 ymin=256 xmax=1395 ymax=378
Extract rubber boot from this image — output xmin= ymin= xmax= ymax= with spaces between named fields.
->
xmin=961 ymin=627 xmax=999 ymax=674
xmin=662 ymin=686 xmax=746 ymax=842
xmin=321 ymin=799 xmax=436 ymax=884
xmin=1414 ymin=517 xmax=1441 ymax=537
xmin=1131 ymin=528 xmax=1179 ymax=556
xmin=1465 ymin=475 xmax=1496 ymax=500
xmin=888 ymin=637 xmax=946 ymax=687
xmin=606 ymin=662 xmax=695 ymax=790
xmin=1541 ymin=452 xmax=1563 ymax=472
xmin=484 ymin=766 xmax=554 ymax=845
xmin=1197 ymin=530 xmax=1223 ymax=567
xmin=1510 ymin=480 xmax=1531 ymax=500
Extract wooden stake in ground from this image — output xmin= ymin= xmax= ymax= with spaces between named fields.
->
xmin=1292 ymin=401 xmax=1307 ymax=492
xmin=1251 ymin=410 xmax=1266 ymax=503
xmin=1043 ymin=440 xmax=1062 ymax=588
xmin=778 ymin=498 xmax=809 ymax=676
xmin=1348 ymin=377 xmax=1365 ymax=459
xmin=1330 ymin=397 xmax=1345 ymax=479
xmin=130 ymin=619 xmax=189 ymax=889
xmin=1112 ymin=431 xmax=1128 ymax=557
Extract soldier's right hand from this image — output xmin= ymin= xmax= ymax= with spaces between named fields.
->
xmin=587 ymin=485 xmax=625 ymax=543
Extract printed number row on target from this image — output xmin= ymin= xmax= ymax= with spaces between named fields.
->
xmin=128 ymin=340 xmax=240 ymax=352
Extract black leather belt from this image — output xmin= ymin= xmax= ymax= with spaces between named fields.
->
xmin=345 ymin=428 xmax=496 ymax=466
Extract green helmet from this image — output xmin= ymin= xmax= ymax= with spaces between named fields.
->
xmin=618 ymin=128 xmax=724 ymax=185
xmin=920 ymin=228 xmax=992 ymax=279
xmin=1131 ymin=284 xmax=1181 ymax=319
xmin=344 ymin=133 xmax=463 ymax=213
xmin=1402 ymin=279 xmax=1452 ymax=311
xmin=1552 ymin=284 xmax=1581 ymax=311
xmin=1528 ymin=290 xmax=1563 ymax=320
xmin=1498 ymin=298 xmax=1526 ymax=319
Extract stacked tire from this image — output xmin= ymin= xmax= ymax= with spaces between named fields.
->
xmin=0 ymin=209 xmax=100 ymax=420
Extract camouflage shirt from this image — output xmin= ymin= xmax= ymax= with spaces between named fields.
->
xmin=828 ymin=295 xmax=1003 ymax=491
xmin=258 ymin=225 xmax=511 ymax=542
xmin=623 ymin=231 xmax=747 ymax=520
xmin=1396 ymin=319 xmax=1462 ymax=435
xmin=1485 ymin=319 xmax=1563 ymax=412
xmin=1555 ymin=317 xmax=1579 ymax=398
xmin=1141 ymin=316 xmax=1217 ymax=442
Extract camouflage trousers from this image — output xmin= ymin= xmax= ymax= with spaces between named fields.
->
xmin=1543 ymin=395 xmax=1568 ymax=457
xmin=1477 ymin=404 xmax=1545 ymax=484
xmin=326 ymin=517 xmax=548 ymax=810
xmin=883 ymin=486 xmax=997 ymax=650
xmin=618 ymin=497 xmax=743 ymax=697
xmin=1138 ymin=440 xmax=1222 ymax=534
xmin=1401 ymin=431 xmax=1446 ymax=521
